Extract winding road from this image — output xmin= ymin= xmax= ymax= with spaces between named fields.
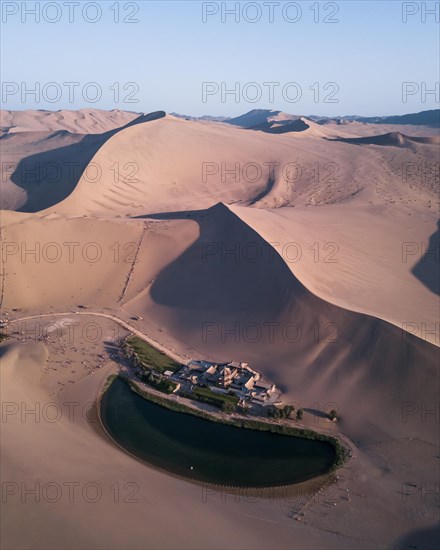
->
xmin=4 ymin=310 xmax=187 ymax=364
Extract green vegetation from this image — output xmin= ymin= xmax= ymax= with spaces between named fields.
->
xmin=221 ymin=401 xmax=237 ymax=414
xmin=296 ymin=408 xmax=303 ymax=421
xmin=268 ymin=404 xmax=294 ymax=419
xmin=128 ymin=380 xmax=217 ymax=421
xmin=101 ymin=374 xmax=118 ymax=393
xmin=0 ymin=332 xmax=8 ymax=343
xmin=123 ymin=336 xmax=181 ymax=374
xmin=139 ymin=371 xmax=178 ymax=394
xmin=183 ymin=386 xmax=239 ymax=412
xmin=328 ymin=409 xmax=338 ymax=421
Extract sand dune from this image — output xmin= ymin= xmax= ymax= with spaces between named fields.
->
xmin=226 ymin=109 xmax=332 ymax=135
xmin=0 ymin=108 xmax=140 ymax=134
xmin=225 ymin=108 xmax=291 ymax=127
xmin=31 ymin=114 xmax=436 ymax=218
xmin=1 ymin=108 xmax=439 ymax=550
xmin=17 ymin=113 xmax=433 ymax=344
xmin=328 ymin=131 xmax=440 ymax=147
xmin=1 ymin=202 xmax=438 ymax=549
xmin=228 ymin=204 xmax=440 ymax=346
xmin=0 ymin=112 xmax=165 ymax=211
xmin=0 ymin=211 xmax=197 ymax=313
xmin=2 ymin=202 xmax=437 ymax=444
xmin=2 ymin=112 xmax=436 ymax=343
xmin=125 ymin=204 xmax=439 ymax=444
xmin=248 ymin=118 xmax=310 ymax=134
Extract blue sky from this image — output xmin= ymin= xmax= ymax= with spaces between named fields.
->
xmin=1 ymin=1 xmax=439 ymax=116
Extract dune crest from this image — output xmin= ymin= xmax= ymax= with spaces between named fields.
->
xmin=1 ymin=107 xmax=439 ymax=550
xmin=327 ymin=131 xmax=440 ymax=147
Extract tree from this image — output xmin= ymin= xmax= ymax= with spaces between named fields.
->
xmin=296 ymin=408 xmax=303 ymax=421
xmin=328 ymin=409 xmax=338 ymax=421
xmin=268 ymin=405 xmax=281 ymax=419
xmin=281 ymin=405 xmax=294 ymax=418
xmin=221 ymin=401 xmax=236 ymax=414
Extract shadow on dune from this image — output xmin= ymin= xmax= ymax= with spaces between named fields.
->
xmin=145 ymin=203 xmax=290 ymax=317
xmin=325 ymin=132 xmax=438 ymax=148
xmin=392 ymin=524 xmax=440 ymax=550
xmin=131 ymin=204 xmax=438 ymax=444
xmin=303 ymin=407 xmax=329 ymax=420
xmin=248 ymin=119 xmax=310 ymax=134
xmin=9 ymin=111 xmax=165 ymax=213
xmin=248 ymin=174 xmax=276 ymax=205
xmin=412 ymin=220 xmax=440 ymax=296
xmin=134 ymin=209 xmax=202 ymax=221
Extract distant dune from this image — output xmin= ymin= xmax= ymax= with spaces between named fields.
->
xmin=1 ymin=107 xmax=439 ymax=550
xmin=0 ymin=108 xmax=140 ymax=135
xmin=226 ymin=109 xmax=286 ymax=127
xmin=327 ymin=131 xmax=440 ymax=147
xmin=0 ymin=111 xmax=164 ymax=211
xmin=226 ymin=109 xmax=311 ymax=133
xmin=347 ymin=109 xmax=440 ymax=127
xmin=247 ymin=118 xmax=310 ymax=134
xmin=174 ymin=108 xmax=440 ymax=130
xmin=306 ymin=109 xmax=440 ymax=128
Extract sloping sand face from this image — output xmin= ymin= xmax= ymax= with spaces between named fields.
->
xmin=0 ymin=112 xmax=165 ymax=212
xmin=1 ymin=110 xmax=439 ymax=549
xmin=127 ymin=204 xmax=439 ymax=445
xmin=0 ymin=108 xmax=140 ymax=134
xmin=229 ymin=204 xmax=439 ymax=346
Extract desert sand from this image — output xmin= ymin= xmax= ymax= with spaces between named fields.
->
xmin=1 ymin=109 xmax=439 ymax=549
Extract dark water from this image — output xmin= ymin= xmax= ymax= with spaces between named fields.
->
xmin=101 ymin=378 xmax=336 ymax=487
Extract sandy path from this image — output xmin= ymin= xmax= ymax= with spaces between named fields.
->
xmin=9 ymin=310 xmax=187 ymax=365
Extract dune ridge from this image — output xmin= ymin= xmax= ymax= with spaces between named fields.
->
xmin=0 ymin=108 xmax=141 ymax=135
xmin=1 ymin=107 xmax=439 ymax=550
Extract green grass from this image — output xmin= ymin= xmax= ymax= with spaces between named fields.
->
xmin=180 ymin=386 xmax=239 ymax=412
xmin=124 ymin=336 xmax=181 ymax=373
xmin=192 ymin=386 xmax=238 ymax=407
xmin=101 ymin=374 xmax=118 ymax=393
xmin=145 ymin=377 xmax=179 ymax=394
